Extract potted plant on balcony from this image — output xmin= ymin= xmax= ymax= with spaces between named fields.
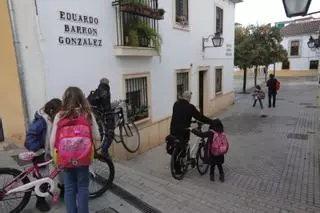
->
xmin=121 ymin=0 xmax=154 ymax=18
xmin=134 ymin=105 xmax=149 ymax=121
xmin=128 ymin=30 xmax=139 ymax=47
xmin=137 ymin=21 xmax=162 ymax=53
xmin=120 ymin=1 xmax=136 ymax=13
xmin=154 ymin=8 xmax=165 ymax=20
xmin=126 ymin=19 xmax=162 ymax=53
xmin=176 ymin=15 xmax=188 ymax=26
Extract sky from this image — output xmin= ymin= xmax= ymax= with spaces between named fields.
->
xmin=235 ymin=0 xmax=320 ymax=26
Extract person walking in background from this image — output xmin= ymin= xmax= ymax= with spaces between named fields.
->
xmin=252 ymin=85 xmax=266 ymax=116
xmin=50 ymin=87 xmax=100 ymax=213
xmin=266 ymin=74 xmax=279 ymax=108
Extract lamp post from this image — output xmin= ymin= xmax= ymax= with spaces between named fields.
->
xmin=307 ymin=31 xmax=320 ymax=49
xmin=307 ymin=29 xmax=320 ymax=86
xmin=282 ymin=0 xmax=312 ymax=18
xmin=202 ymin=32 xmax=224 ymax=52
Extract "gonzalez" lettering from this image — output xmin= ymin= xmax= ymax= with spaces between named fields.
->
xmin=58 ymin=36 xmax=102 ymax=47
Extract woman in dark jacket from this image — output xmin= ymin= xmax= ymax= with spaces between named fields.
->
xmin=191 ymin=119 xmax=225 ymax=182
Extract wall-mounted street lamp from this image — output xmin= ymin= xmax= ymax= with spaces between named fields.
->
xmin=307 ymin=29 xmax=320 ymax=49
xmin=282 ymin=0 xmax=312 ymax=18
xmin=202 ymin=32 xmax=224 ymax=52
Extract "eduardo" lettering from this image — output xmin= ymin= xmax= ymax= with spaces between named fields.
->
xmin=60 ymin=11 xmax=99 ymax=25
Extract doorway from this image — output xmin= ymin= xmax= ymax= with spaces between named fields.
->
xmin=198 ymin=70 xmax=208 ymax=115
xmin=199 ymin=72 xmax=204 ymax=114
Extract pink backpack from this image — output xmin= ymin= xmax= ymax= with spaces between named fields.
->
xmin=257 ymin=91 xmax=265 ymax=99
xmin=210 ymin=131 xmax=229 ymax=156
xmin=53 ymin=115 xmax=94 ymax=168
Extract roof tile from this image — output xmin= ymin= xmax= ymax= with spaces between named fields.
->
xmin=281 ymin=20 xmax=320 ymax=37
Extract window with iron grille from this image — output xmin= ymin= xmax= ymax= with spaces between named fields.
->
xmin=176 ymin=72 xmax=189 ymax=99
xmin=215 ymin=68 xmax=223 ymax=94
xmin=112 ymin=0 xmax=161 ymax=50
xmin=125 ymin=77 xmax=149 ymax=121
xmin=216 ymin=7 xmax=223 ymax=34
xmin=310 ymin=60 xmax=319 ymax=69
xmin=290 ymin=40 xmax=300 ymax=56
xmin=175 ymin=0 xmax=188 ymax=25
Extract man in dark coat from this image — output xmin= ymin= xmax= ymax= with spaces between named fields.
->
xmin=89 ymin=78 xmax=114 ymax=157
xmin=97 ymin=78 xmax=112 ymax=112
xmin=170 ymin=91 xmax=213 ymax=173
xmin=266 ymin=74 xmax=277 ymax=108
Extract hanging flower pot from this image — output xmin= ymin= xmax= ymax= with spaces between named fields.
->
xmin=120 ymin=1 xmax=156 ymax=18
xmin=154 ymin=8 xmax=165 ymax=20
xmin=120 ymin=3 xmax=136 ymax=13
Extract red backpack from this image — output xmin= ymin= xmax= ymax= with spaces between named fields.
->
xmin=276 ymin=80 xmax=280 ymax=91
xmin=53 ymin=115 xmax=94 ymax=168
xmin=210 ymin=131 xmax=229 ymax=156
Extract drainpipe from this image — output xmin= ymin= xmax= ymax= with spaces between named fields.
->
xmin=7 ymin=0 xmax=30 ymax=127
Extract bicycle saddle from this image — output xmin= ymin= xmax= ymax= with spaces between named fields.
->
xmin=18 ymin=149 xmax=45 ymax=161
xmin=18 ymin=152 xmax=36 ymax=161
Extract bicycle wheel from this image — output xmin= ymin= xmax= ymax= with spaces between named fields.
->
xmin=170 ymin=147 xmax=188 ymax=180
xmin=93 ymin=112 xmax=106 ymax=151
xmin=119 ymin=120 xmax=140 ymax=153
xmin=196 ymin=144 xmax=209 ymax=175
xmin=89 ymin=154 xmax=115 ymax=198
xmin=0 ymin=168 xmax=31 ymax=213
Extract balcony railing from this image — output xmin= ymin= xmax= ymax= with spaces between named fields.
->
xmin=112 ymin=0 xmax=164 ymax=54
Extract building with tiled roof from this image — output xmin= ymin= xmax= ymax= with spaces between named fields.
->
xmin=281 ymin=18 xmax=320 ymax=37
xmin=272 ymin=17 xmax=320 ymax=71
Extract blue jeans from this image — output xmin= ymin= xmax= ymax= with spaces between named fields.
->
xmin=63 ymin=166 xmax=89 ymax=213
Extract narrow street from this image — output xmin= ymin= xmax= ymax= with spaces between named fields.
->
xmin=1 ymin=77 xmax=320 ymax=213
xmin=115 ymin=77 xmax=320 ymax=213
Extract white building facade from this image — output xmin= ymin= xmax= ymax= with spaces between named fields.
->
xmin=9 ymin=0 xmax=241 ymax=159
xmin=272 ymin=18 xmax=320 ymax=71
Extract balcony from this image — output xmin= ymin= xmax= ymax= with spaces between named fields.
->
xmin=112 ymin=0 xmax=164 ymax=57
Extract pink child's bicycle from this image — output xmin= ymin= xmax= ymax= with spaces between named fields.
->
xmin=0 ymin=150 xmax=114 ymax=213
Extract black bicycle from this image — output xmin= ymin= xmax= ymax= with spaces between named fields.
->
xmin=92 ymin=100 xmax=140 ymax=153
xmin=169 ymin=121 xmax=209 ymax=180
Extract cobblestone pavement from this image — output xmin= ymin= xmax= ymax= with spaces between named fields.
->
xmin=1 ymin=77 xmax=320 ymax=213
xmin=115 ymin=77 xmax=320 ymax=213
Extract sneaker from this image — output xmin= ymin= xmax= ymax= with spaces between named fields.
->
xmin=36 ymin=197 xmax=51 ymax=212
xmin=219 ymin=174 xmax=225 ymax=182
xmin=210 ymin=175 xmax=215 ymax=182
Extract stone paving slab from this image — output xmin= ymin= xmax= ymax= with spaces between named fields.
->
xmin=117 ymin=78 xmax=320 ymax=213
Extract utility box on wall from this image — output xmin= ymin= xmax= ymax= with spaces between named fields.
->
xmin=0 ymin=118 xmax=4 ymax=142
